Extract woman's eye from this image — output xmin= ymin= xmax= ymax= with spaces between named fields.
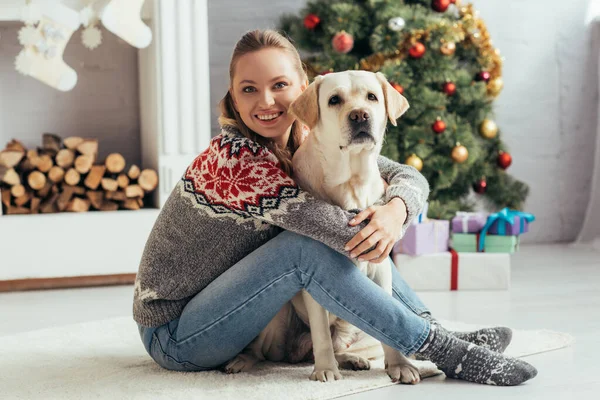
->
xmin=274 ymin=82 xmax=288 ymax=89
xmin=243 ymin=86 xmax=256 ymax=93
xmin=329 ymin=95 xmax=340 ymax=105
xmin=368 ymin=93 xmax=377 ymax=101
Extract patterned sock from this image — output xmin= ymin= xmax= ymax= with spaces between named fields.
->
xmin=421 ymin=313 xmax=512 ymax=353
xmin=416 ymin=324 xmax=537 ymax=386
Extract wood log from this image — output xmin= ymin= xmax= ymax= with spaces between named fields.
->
xmin=30 ymin=196 xmax=41 ymax=213
xmin=66 ymin=197 xmax=91 ymax=212
xmin=74 ymin=155 xmax=94 ymax=174
xmin=27 ymin=171 xmax=47 ymax=190
xmin=57 ymin=186 xmax=76 ymax=211
xmin=14 ymin=192 xmax=31 ymax=207
xmin=127 ymin=165 xmax=141 ymax=180
xmin=40 ymin=192 xmax=59 ymax=213
xmin=1 ymin=167 xmax=20 ymax=186
xmin=117 ymin=174 xmax=129 ymax=189
xmin=138 ymin=169 xmax=159 ymax=192
xmin=36 ymin=154 xmax=54 ymax=173
xmin=7 ymin=206 xmax=30 ymax=215
xmin=5 ymin=139 xmax=27 ymax=153
xmin=106 ymin=190 xmax=126 ymax=201
xmin=72 ymin=186 xmax=86 ymax=196
xmin=76 ymin=139 xmax=98 ymax=157
xmin=123 ymin=198 xmax=141 ymax=210
xmin=64 ymin=168 xmax=81 ymax=186
xmin=125 ymin=184 xmax=144 ymax=198
xmin=0 ymin=150 xmax=25 ymax=168
xmin=101 ymin=178 xmax=118 ymax=192
xmin=11 ymin=184 xmax=25 ymax=198
xmin=36 ymin=181 xmax=54 ymax=198
xmin=55 ymin=149 xmax=75 ymax=168
xmin=42 ymin=133 xmax=62 ymax=155
xmin=86 ymin=191 xmax=105 ymax=209
xmin=100 ymin=201 xmax=119 ymax=211
xmin=1 ymin=188 xmax=11 ymax=207
xmin=48 ymin=166 xmax=65 ymax=183
xmin=20 ymin=149 xmax=40 ymax=171
xmin=84 ymin=165 xmax=106 ymax=190
xmin=105 ymin=153 xmax=126 ymax=174
xmin=63 ymin=136 xmax=84 ymax=150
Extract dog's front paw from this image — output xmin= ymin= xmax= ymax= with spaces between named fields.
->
xmin=386 ymin=361 xmax=420 ymax=384
xmin=309 ymin=366 xmax=342 ymax=382
xmin=223 ymin=353 xmax=259 ymax=374
xmin=335 ymin=352 xmax=370 ymax=371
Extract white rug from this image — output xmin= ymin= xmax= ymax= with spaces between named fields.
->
xmin=1 ymin=317 xmax=573 ymax=400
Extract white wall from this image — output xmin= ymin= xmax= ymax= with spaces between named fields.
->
xmin=206 ymin=0 xmax=598 ymax=244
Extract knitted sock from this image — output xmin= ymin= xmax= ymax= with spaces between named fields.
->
xmin=416 ymin=324 xmax=537 ymax=386
xmin=421 ymin=313 xmax=512 ymax=353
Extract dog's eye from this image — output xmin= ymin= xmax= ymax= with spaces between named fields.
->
xmin=328 ymin=95 xmax=341 ymax=105
xmin=368 ymin=93 xmax=377 ymax=101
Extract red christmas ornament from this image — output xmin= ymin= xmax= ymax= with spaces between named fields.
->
xmin=450 ymin=0 xmax=457 ymax=3
xmin=332 ymin=31 xmax=354 ymax=54
xmin=391 ymin=82 xmax=404 ymax=94
xmin=303 ymin=14 xmax=320 ymax=30
xmin=432 ymin=0 xmax=451 ymax=12
xmin=432 ymin=118 xmax=446 ymax=134
xmin=497 ymin=151 xmax=512 ymax=169
xmin=409 ymin=42 xmax=426 ymax=58
xmin=476 ymin=71 xmax=491 ymax=82
xmin=473 ymin=178 xmax=488 ymax=194
xmin=443 ymin=81 xmax=456 ymax=96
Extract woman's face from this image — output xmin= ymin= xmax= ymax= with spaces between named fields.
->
xmin=231 ymin=48 xmax=306 ymax=147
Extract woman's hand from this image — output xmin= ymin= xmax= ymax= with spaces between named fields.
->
xmin=345 ymin=197 xmax=408 ymax=264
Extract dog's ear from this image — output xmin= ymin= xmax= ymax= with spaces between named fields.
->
xmin=289 ymin=76 xmax=323 ymax=129
xmin=376 ymin=72 xmax=409 ymax=127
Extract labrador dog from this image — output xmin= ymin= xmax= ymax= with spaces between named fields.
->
xmin=223 ymin=71 xmax=420 ymax=384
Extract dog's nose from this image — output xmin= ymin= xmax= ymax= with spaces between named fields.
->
xmin=349 ymin=109 xmax=369 ymax=123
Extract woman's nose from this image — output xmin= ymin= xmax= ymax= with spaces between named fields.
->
xmin=259 ymin=91 xmax=275 ymax=107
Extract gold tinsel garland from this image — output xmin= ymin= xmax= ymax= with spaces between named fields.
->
xmin=306 ymin=2 xmax=503 ymax=97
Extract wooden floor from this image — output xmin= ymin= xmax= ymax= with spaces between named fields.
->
xmin=1 ymin=243 xmax=599 ymax=399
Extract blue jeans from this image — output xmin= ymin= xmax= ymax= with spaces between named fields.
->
xmin=138 ymin=231 xmax=430 ymax=371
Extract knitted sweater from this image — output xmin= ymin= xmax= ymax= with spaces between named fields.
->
xmin=133 ymin=127 xmax=430 ymax=327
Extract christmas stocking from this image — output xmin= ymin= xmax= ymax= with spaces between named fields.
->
xmin=100 ymin=0 xmax=152 ymax=49
xmin=15 ymin=3 xmax=80 ymax=91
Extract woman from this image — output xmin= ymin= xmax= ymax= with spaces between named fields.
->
xmin=134 ymin=29 xmax=536 ymax=386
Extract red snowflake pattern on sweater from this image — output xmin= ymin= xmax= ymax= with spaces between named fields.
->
xmin=182 ymin=130 xmax=301 ymax=219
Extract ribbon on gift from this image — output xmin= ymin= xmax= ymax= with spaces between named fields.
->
xmin=455 ymin=211 xmax=486 ymax=233
xmin=478 ymin=208 xmax=535 ymax=251
xmin=450 ymin=249 xmax=459 ymax=290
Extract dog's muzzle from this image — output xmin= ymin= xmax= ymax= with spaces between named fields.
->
xmin=348 ymin=109 xmax=375 ymax=145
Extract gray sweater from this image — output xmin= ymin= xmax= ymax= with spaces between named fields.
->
xmin=133 ymin=128 xmax=430 ymax=327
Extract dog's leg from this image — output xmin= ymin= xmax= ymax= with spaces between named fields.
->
xmin=371 ymin=260 xmax=421 ymax=384
xmin=302 ymin=289 xmax=342 ymax=382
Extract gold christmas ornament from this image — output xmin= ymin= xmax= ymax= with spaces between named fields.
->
xmin=451 ymin=144 xmax=469 ymax=163
xmin=480 ymin=119 xmax=498 ymax=139
xmin=405 ymin=154 xmax=423 ymax=171
xmin=487 ymin=77 xmax=504 ymax=96
xmin=440 ymin=41 xmax=456 ymax=56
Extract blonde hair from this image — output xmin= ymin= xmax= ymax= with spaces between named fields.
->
xmin=219 ymin=29 xmax=308 ymax=176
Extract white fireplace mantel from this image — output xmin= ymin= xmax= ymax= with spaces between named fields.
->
xmin=0 ymin=0 xmax=212 ymax=286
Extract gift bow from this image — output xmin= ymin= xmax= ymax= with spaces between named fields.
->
xmin=455 ymin=211 xmax=486 ymax=233
xmin=478 ymin=208 xmax=535 ymax=251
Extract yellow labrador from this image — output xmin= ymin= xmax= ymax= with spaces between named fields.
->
xmin=285 ymin=70 xmax=420 ymax=383
xmin=223 ymin=71 xmax=420 ymax=384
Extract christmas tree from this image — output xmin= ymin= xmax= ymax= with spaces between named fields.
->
xmin=279 ymin=0 xmax=528 ymax=219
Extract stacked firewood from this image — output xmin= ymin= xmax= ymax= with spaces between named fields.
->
xmin=0 ymin=134 xmax=158 ymax=215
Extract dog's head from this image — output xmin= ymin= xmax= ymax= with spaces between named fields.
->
xmin=289 ymin=71 xmax=409 ymax=151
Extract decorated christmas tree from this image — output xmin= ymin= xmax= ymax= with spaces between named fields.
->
xmin=279 ymin=0 xmax=528 ymax=219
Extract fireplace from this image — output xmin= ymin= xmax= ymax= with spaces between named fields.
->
xmin=0 ymin=0 xmax=212 ymax=289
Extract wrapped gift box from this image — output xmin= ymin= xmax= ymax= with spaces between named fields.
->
xmin=451 ymin=212 xmax=488 ymax=233
xmin=484 ymin=208 xmax=535 ymax=236
xmin=393 ymin=251 xmax=510 ymax=291
xmin=393 ymin=219 xmax=449 ymax=256
xmin=451 ymin=233 xmax=519 ymax=253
